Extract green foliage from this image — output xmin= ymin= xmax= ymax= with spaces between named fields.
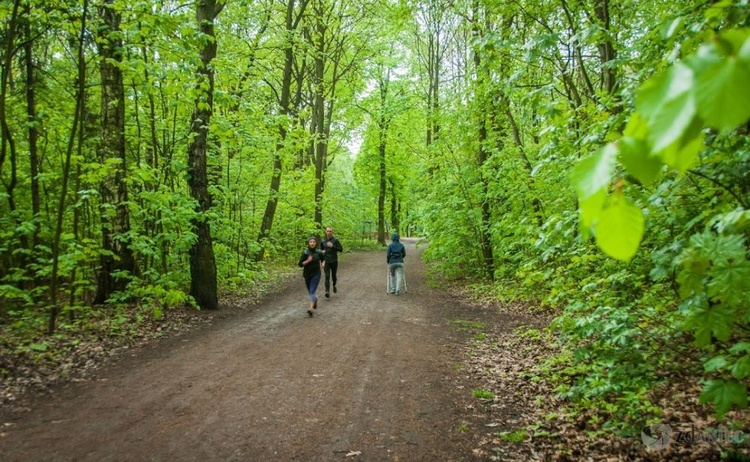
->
xmin=449 ymin=319 xmax=487 ymax=332
xmin=411 ymin=3 xmax=750 ymax=435
xmin=0 ymin=284 xmax=33 ymax=305
xmin=700 ymin=379 xmax=748 ymax=419
xmin=574 ymin=29 xmax=750 ymax=262
xmin=497 ymin=430 xmax=528 ymax=443
xmin=472 ymin=388 xmax=495 ymax=400
xmin=594 ymin=193 xmax=645 ymax=262
xmin=672 ymin=219 xmax=750 ymax=418
xmin=569 ymin=28 xmax=750 ymax=420
xmin=109 ymin=270 xmax=196 ymax=315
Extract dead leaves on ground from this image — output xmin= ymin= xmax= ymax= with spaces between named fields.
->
xmin=0 ymin=307 xmax=215 ymax=411
xmin=447 ymin=286 xmax=749 ymax=461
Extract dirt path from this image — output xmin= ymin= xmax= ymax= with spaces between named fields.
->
xmin=1 ymin=238 xmax=520 ymax=461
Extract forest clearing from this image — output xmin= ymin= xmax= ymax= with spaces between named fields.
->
xmin=1 ymin=1 xmax=749 ymax=461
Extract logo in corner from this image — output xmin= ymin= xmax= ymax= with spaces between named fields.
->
xmin=641 ymin=423 xmax=673 ymax=450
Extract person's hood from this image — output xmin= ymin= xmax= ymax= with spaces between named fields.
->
xmin=391 ymin=233 xmax=400 ymax=241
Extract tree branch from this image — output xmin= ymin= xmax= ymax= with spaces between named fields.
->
xmin=688 ymin=168 xmax=749 ymax=209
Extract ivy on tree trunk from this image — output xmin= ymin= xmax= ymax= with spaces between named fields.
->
xmin=94 ymin=0 xmax=136 ymax=304
xmin=187 ymin=0 xmax=225 ymax=311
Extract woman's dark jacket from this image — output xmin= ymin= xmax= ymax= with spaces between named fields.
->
xmin=298 ymin=248 xmax=323 ymax=278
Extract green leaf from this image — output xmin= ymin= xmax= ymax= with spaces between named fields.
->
xmin=707 ymin=261 xmax=750 ymax=307
xmin=571 ymin=144 xmax=618 ymax=200
xmin=711 ymin=209 xmax=750 ymax=234
xmin=692 ymin=46 xmax=750 ymax=131
xmin=686 ymin=301 xmax=734 ymax=346
xmin=730 ymin=342 xmax=750 ymax=355
xmin=0 ymin=284 xmax=33 ymax=302
xmin=686 ymin=232 xmax=717 ymax=260
xmin=707 ymin=233 xmax=746 ymax=266
xmin=699 ymin=379 xmax=748 ymax=419
xmin=594 ymin=196 xmax=645 ymax=261
xmin=654 ymin=113 xmax=704 ymax=172
xmin=715 ymin=29 xmax=750 ymax=57
xmin=636 ymin=63 xmax=699 ymax=154
xmin=623 ymin=112 xmax=649 ymax=139
xmin=732 ymin=355 xmax=750 ymax=380
xmin=677 ymin=262 xmax=707 ymax=299
xmin=704 ymin=355 xmax=728 ymax=372
xmin=578 ymin=189 xmax=606 ymax=239
xmin=660 ymin=18 xmax=682 ymax=40
xmin=618 ymin=137 xmax=663 ymax=185
xmin=705 ymin=0 xmax=735 ymax=22
xmin=741 ymin=34 xmax=750 ymax=61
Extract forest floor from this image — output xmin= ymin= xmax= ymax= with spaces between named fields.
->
xmin=1 ymin=238 xmax=746 ymax=461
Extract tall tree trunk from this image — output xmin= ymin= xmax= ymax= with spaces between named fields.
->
xmin=215 ymin=12 xmax=269 ymax=266
xmin=594 ymin=0 xmax=615 ymax=92
xmin=49 ymin=0 xmax=89 ymax=333
xmin=426 ymin=31 xmax=436 ymax=146
xmin=423 ymin=1 xmax=444 ymax=147
xmin=472 ymin=0 xmax=494 ymax=281
xmin=377 ymin=132 xmax=387 ymax=246
xmin=312 ymin=8 xmax=326 ymax=228
xmin=415 ymin=1 xmax=450 ymax=176
xmin=376 ymin=72 xmax=391 ymax=246
xmin=187 ymin=0 xmax=225 ymax=310
xmin=93 ymin=0 xmax=136 ymax=304
xmin=23 ymin=8 xmax=41 ymax=249
xmin=139 ymin=40 xmax=160 ymax=172
xmin=594 ymin=0 xmax=619 ymax=113
xmin=307 ymin=0 xmax=357 ymax=229
xmin=503 ymin=102 xmax=543 ymax=227
xmin=0 ymin=0 xmax=20 ymax=181
xmin=256 ymin=0 xmax=307 ymax=261
xmin=310 ymin=0 xmax=349 ymax=230
xmin=139 ymin=38 xmax=169 ymax=274
xmin=256 ymin=142 xmax=283 ymax=261
xmin=429 ymin=52 xmax=440 ymax=144
xmin=0 ymin=0 xmax=25 ymax=255
xmin=560 ymin=0 xmax=596 ymax=99
xmin=389 ymin=178 xmax=399 ymax=233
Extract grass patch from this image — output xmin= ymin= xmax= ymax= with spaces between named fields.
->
xmin=497 ymin=430 xmax=529 ymax=443
xmin=472 ymin=388 xmax=494 ymax=400
xmin=449 ymin=319 xmax=486 ymax=332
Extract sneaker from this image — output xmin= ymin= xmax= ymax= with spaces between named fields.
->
xmin=325 ymin=292 xmax=330 ymax=298
xmin=307 ymin=310 xmax=313 ymax=317
xmin=389 ymin=290 xmax=395 ymax=294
